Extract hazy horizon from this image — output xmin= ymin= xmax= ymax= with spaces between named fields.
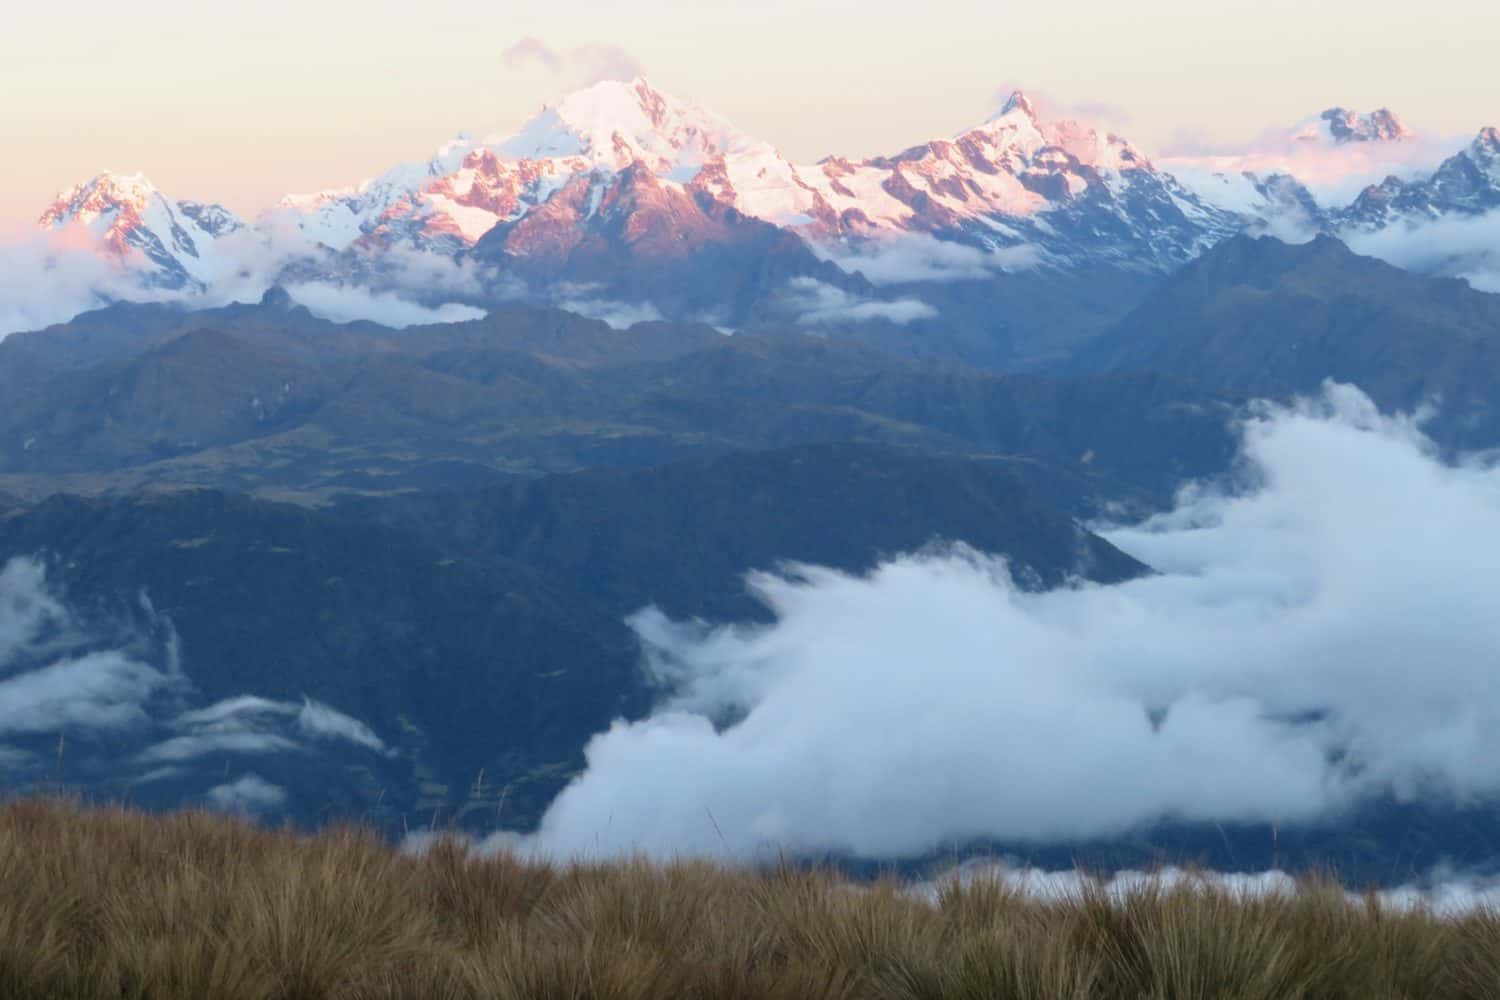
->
xmin=6 ymin=0 xmax=1499 ymax=232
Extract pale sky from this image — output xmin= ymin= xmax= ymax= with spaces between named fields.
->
xmin=4 ymin=0 xmax=1497 ymax=232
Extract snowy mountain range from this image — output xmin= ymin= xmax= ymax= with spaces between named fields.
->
xmin=1339 ymin=128 xmax=1500 ymax=228
xmin=29 ymin=78 xmax=1500 ymax=355
xmin=38 ymin=172 xmax=246 ymax=290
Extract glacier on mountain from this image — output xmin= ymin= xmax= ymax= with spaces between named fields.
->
xmin=23 ymin=79 xmax=1500 ymax=339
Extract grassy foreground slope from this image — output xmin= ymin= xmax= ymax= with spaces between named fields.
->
xmin=3 ymin=801 xmax=1499 ymax=999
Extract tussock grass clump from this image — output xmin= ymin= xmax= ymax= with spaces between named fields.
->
xmin=0 ymin=799 xmax=1498 ymax=998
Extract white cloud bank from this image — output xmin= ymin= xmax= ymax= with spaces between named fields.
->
xmin=0 ymin=225 xmax=493 ymax=340
xmin=1343 ymin=212 xmax=1500 ymax=297
xmin=553 ymin=283 xmax=665 ymax=329
xmin=783 ymin=277 xmax=937 ymax=327
xmin=0 ymin=235 xmax=163 ymax=339
xmin=0 ymin=556 xmax=390 ymax=793
xmin=206 ymin=773 xmax=287 ymax=815
xmin=814 ymin=234 xmax=1042 ymax=285
xmin=0 ymin=557 xmax=180 ymax=737
xmin=495 ymin=384 xmax=1500 ymax=861
xmin=0 ymin=221 xmax=327 ymax=340
xmin=1161 ymin=127 xmax=1464 ymax=207
xmin=284 ymin=282 xmax=486 ymax=328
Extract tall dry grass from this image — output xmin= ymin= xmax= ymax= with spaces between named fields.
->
xmin=0 ymin=798 xmax=1497 ymax=999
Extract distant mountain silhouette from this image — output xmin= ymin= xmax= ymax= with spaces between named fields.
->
xmin=0 ymin=300 xmax=1240 ymax=507
xmin=1078 ymin=235 xmax=1500 ymax=448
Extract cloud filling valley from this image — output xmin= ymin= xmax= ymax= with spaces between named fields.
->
xmin=498 ymin=384 xmax=1500 ymax=861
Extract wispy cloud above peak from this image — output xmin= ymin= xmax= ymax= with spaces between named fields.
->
xmin=989 ymin=82 xmax=1134 ymax=130
xmin=501 ymin=37 xmax=645 ymax=88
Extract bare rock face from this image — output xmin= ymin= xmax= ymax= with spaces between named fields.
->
xmin=1319 ymin=107 xmax=1412 ymax=144
xmin=473 ymin=162 xmax=849 ymax=322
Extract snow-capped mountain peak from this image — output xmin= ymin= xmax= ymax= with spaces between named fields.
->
xmin=704 ymin=87 xmax=1227 ymax=273
xmin=1330 ymin=122 xmax=1500 ymax=231
xmin=38 ymin=172 xmax=246 ymax=289
xmin=1165 ymin=105 xmax=1434 ymax=226
xmin=994 ymin=90 xmax=1040 ymax=123
xmin=1443 ymin=126 xmax=1500 ymax=196
xmin=40 ymin=171 xmax=162 ymax=231
xmin=29 ymin=81 xmax=1500 ymax=323
xmin=273 ymin=131 xmax=486 ymax=249
xmin=271 ymin=78 xmax=766 ymax=252
xmin=492 ymin=76 xmax=754 ymax=177
xmin=1472 ymin=127 xmax=1500 ymax=167
xmin=967 ymin=90 xmax=1144 ymax=173
xmin=279 ymin=132 xmax=479 ymax=211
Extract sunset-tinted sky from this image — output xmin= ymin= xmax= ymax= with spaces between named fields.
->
xmin=5 ymin=0 xmax=1497 ymax=231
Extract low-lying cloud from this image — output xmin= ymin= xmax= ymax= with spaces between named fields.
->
xmin=497 ymin=384 xmax=1500 ymax=861
xmin=0 ymin=557 xmax=182 ymax=736
xmin=553 ymin=283 xmax=665 ymax=329
xmin=0 ymin=651 xmax=172 ymax=736
xmin=169 ymin=694 xmax=388 ymax=756
xmin=0 ymin=221 xmax=499 ymax=340
xmin=0 ymin=558 xmax=62 ymax=661
xmin=0 ymin=234 xmax=162 ymax=339
xmin=0 ymin=557 xmax=393 ymax=813
xmin=1160 ymin=125 xmax=1464 ymax=206
xmin=1343 ymin=212 xmax=1500 ymax=296
xmin=206 ymin=773 xmax=287 ymax=816
xmin=284 ymin=282 xmax=487 ymax=328
xmin=783 ymin=277 xmax=937 ymax=327
xmin=814 ymin=234 xmax=1042 ymax=285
